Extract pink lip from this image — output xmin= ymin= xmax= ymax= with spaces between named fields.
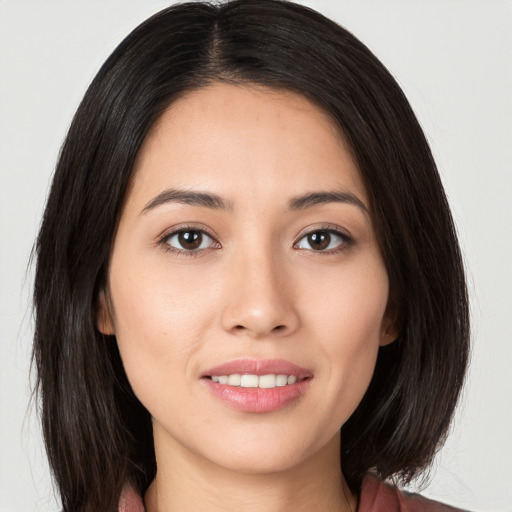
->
xmin=202 ymin=358 xmax=312 ymax=379
xmin=201 ymin=359 xmax=313 ymax=413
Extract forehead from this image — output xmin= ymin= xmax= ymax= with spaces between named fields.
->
xmin=131 ymin=83 xmax=367 ymax=208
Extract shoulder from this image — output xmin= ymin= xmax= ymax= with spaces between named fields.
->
xmin=358 ymin=475 xmax=471 ymax=512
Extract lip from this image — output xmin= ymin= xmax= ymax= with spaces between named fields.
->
xmin=201 ymin=359 xmax=313 ymax=413
xmin=201 ymin=358 xmax=312 ymax=379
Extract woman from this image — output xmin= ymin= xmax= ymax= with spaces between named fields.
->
xmin=32 ymin=1 xmax=470 ymax=511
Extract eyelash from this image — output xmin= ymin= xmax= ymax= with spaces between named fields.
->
xmin=157 ymin=225 xmax=220 ymax=258
xmin=294 ymin=224 xmax=354 ymax=255
xmin=157 ymin=224 xmax=353 ymax=257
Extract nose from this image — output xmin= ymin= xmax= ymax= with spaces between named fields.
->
xmin=220 ymin=247 xmax=300 ymax=339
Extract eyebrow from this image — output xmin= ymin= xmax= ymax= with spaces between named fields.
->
xmin=288 ymin=191 xmax=369 ymax=214
xmin=142 ymin=188 xmax=233 ymax=214
xmin=141 ymin=188 xmax=368 ymax=215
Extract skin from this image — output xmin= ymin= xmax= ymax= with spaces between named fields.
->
xmin=98 ymin=83 xmax=397 ymax=512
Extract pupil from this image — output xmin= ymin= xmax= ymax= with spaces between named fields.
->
xmin=178 ymin=230 xmax=201 ymax=250
xmin=308 ymin=231 xmax=330 ymax=250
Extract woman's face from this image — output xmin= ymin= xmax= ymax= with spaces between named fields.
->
xmin=99 ymin=83 xmax=396 ymax=473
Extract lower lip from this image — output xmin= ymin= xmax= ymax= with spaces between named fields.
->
xmin=203 ymin=378 xmax=312 ymax=413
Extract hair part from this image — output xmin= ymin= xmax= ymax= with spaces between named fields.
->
xmin=33 ymin=1 xmax=469 ymax=510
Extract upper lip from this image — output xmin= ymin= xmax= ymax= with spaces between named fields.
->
xmin=201 ymin=359 xmax=312 ymax=379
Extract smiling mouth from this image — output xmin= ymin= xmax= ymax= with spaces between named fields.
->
xmin=201 ymin=358 xmax=312 ymax=383
xmin=206 ymin=374 xmax=308 ymax=388
xmin=201 ymin=359 xmax=313 ymax=412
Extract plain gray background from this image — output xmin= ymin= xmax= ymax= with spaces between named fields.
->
xmin=1 ymin=1 xmax=511 ymax=511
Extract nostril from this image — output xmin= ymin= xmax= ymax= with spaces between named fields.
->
xmin=232 ymin=324 xmax=285 ymax=332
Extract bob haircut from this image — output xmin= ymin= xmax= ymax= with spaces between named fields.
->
xmin=33 ymin=1 xmax=469 ymax=511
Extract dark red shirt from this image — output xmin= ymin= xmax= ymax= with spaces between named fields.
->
xmin=118 ymin=475 xmax=469 ymax=511
xmin=359 ymin=475 xmax=468 ymax=512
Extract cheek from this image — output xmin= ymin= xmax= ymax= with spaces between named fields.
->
xmin=107 ymin=256 xmax=219 ymax=404
xmin=305 ymin=262 xmax=388 ymax=419
xmin=306 ymin=258 xmax=389 ymax=344
xmin=111 ymin=253 xmax=218 ymax=339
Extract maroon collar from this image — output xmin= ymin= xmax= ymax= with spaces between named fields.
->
xmin=119 ymin=474 xmax=468 ymax=512
xmin=359 ymin=475 xmax=469 ymax=512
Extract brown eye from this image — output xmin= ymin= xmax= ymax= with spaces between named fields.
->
xmin=295 ymin=229 xmax=350 ymax=252
xmin=164 ymin=229 xmax=215 ymax=252
xmin=178 ymin=230 xmax=202 ymax=250
xmin=307 ymin=231 xmax=330 ymax=250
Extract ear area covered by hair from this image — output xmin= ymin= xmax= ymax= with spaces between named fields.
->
xmin=379 ymin=305 xmax=400 ymax=347
xmin=97 ymin=289 xmax=115 ymax=335
xmin=380 ymin=327 xmax=398 ymax=347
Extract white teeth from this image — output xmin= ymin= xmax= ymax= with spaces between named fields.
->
xmin=210 ymin=373 xmax=303 ymax=388
xmin=258 ymin=374 xmax=276 ymax=389
xmin=240 ymin=374 xmax=259 ymax=388
xmin=227 ymin=374 xmax=241 ymax=386
xmin=276 ymin=374 xmax=288 ymax=387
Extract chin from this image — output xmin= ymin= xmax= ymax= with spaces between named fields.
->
xmin=211 ymin=449 xmax=308 ymax=475
xmin=195 ymin=428 xmax=329 ymax=475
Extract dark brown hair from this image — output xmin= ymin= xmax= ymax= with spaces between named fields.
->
xmin=33 ymin=1 xmax=470 ymax=510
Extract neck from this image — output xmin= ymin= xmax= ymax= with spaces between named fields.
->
xmin=144 ymin=425 xmax=355 ymax=512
